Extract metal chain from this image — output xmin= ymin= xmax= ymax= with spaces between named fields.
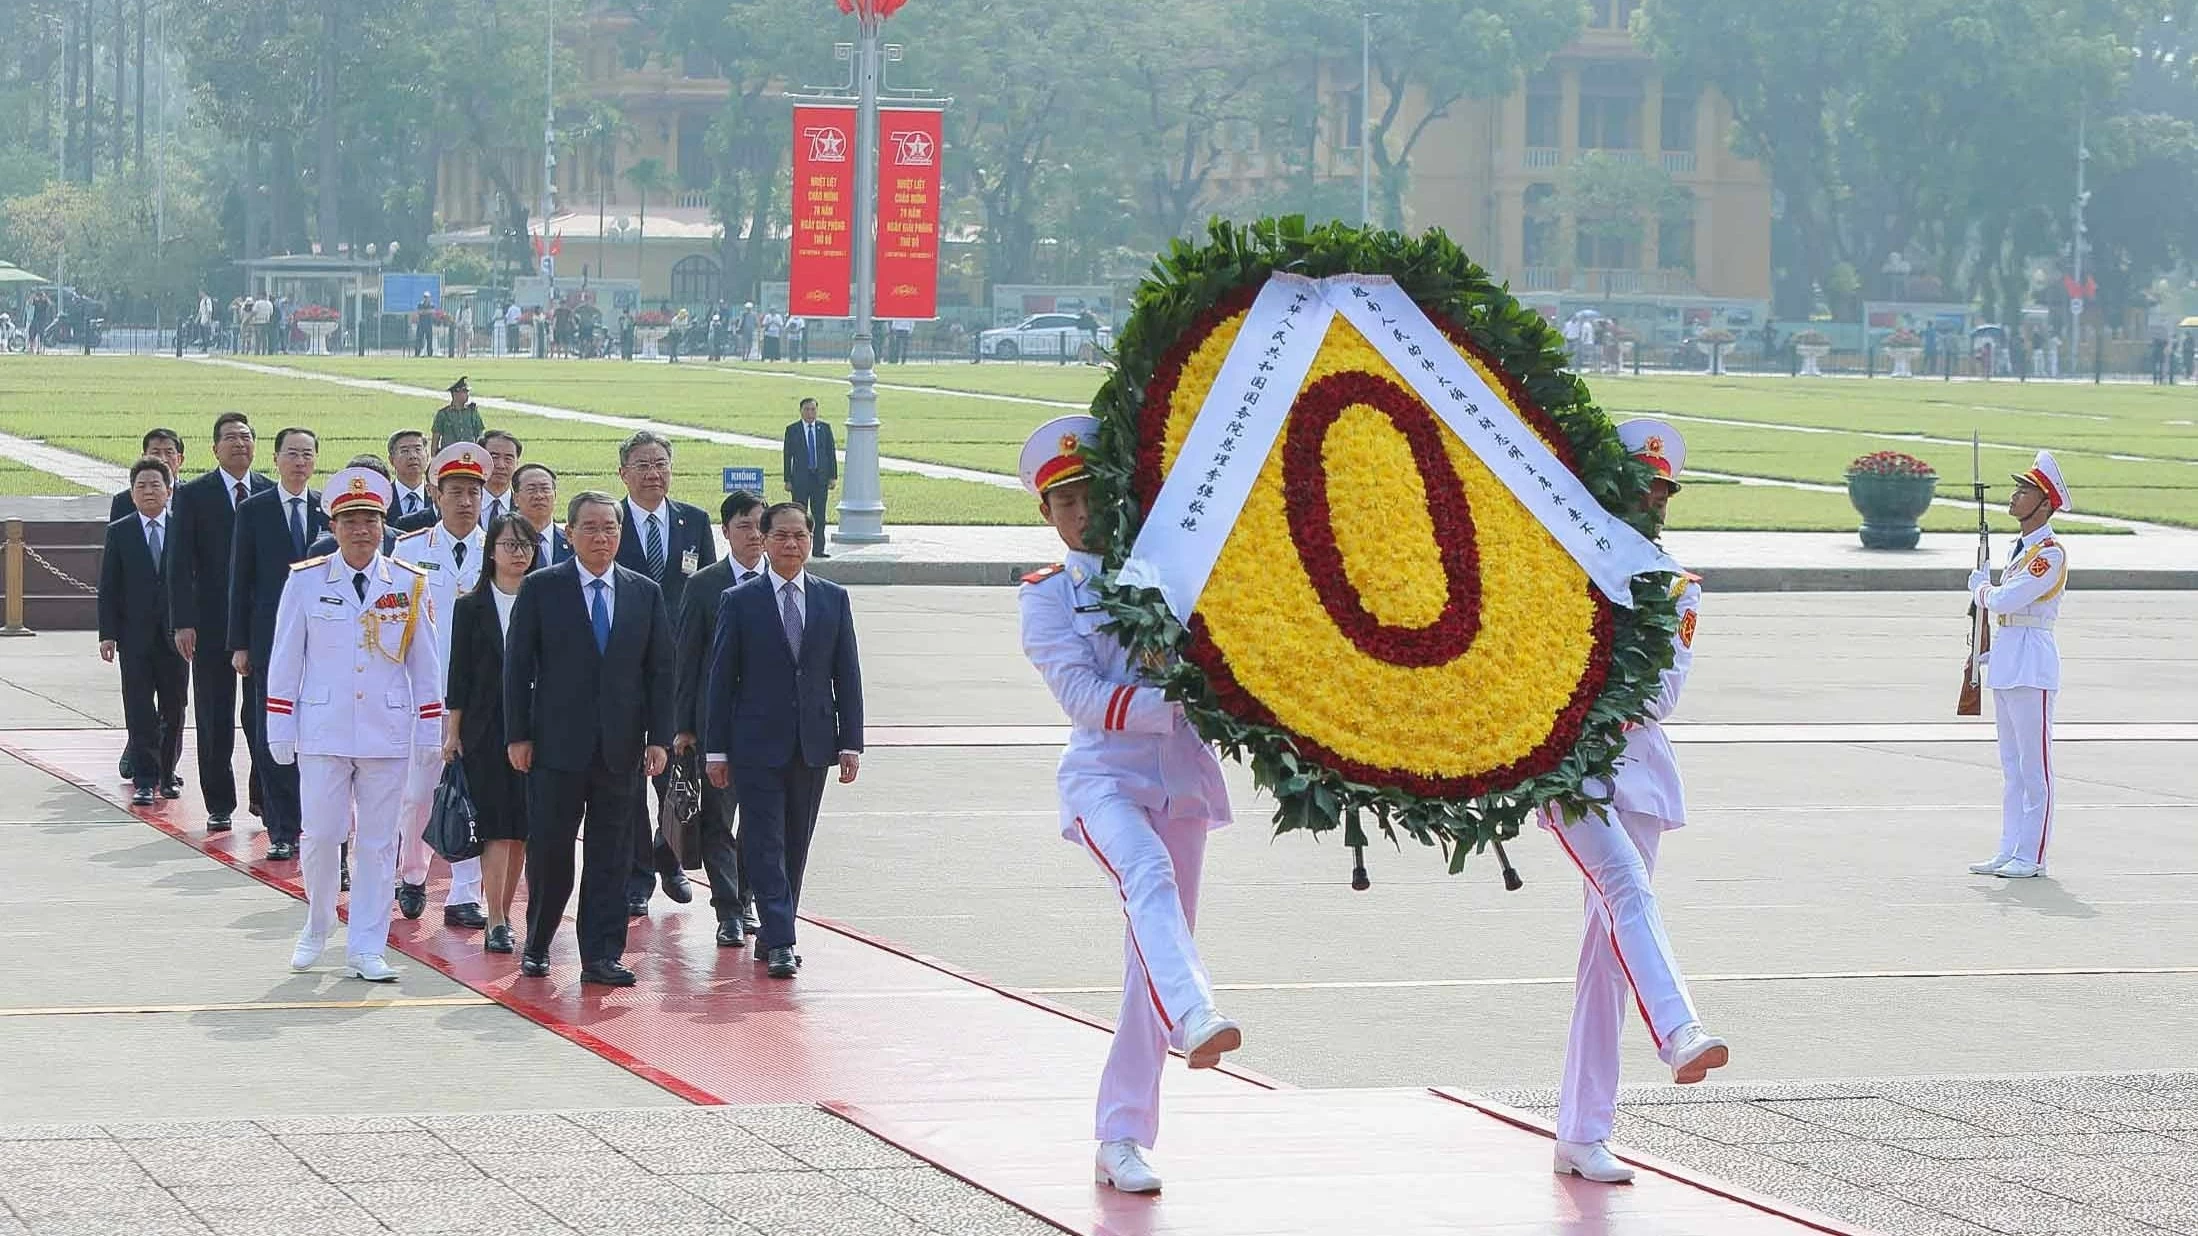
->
xmin=20 ymin=544 xmax=100 ymax=595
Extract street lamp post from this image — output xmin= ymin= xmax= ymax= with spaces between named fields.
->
xmin=1360 ymin=13 xmax=1377 ymax=227
xmin=837 ymin=12 xmax=888 ymax=544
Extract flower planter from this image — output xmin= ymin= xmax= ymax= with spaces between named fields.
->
xmin=1884 ymin=346 xmax=1921 ymax=378
xmin=298 ymin=320 xmax=338 ymax=356
xmin=637 ymin=327 xmax=668 ymax=360
xmin=1707 ymin=343 xmax=1726 ymax=375
xmin=1846 ymin=471 xmax=1938 ymax=550
xmin=1795 ymin=343 xmax=1830 ymax=377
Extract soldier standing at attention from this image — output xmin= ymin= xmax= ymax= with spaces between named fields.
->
xmin=1016 ymin=415 xmax=1241 ymax=1197
xmin=431 ymin=377 xmax=485 ymax=455
xmin=1967 ymin=451 xmax=2070 ymax=880
xmin=1547 ymin=420 xmax=1729 ymax=1186
xmin=268 ymin=467 xmax=443 ymax=982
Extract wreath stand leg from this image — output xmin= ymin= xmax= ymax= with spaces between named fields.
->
xmin=1345 ymin=806 xmax=1371 ymax=892
xmin=1492 ymin=839 xmax=1523 ymax=892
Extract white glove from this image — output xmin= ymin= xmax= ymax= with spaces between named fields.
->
xmin=270 ymin=741 xmax=296 ymax=766
xmin=1966 ymin=568 xmax=1991 ymax=592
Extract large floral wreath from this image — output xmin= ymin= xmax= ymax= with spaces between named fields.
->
xmin=1085 ymin=218 xmax=1681 ymax=872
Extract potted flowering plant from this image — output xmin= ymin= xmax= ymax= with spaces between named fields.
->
xmin=1697 ymin=327 xmax=1735 ymax=375
xmin=1845 ymin=450 xmax=1938 ymax=549
xmin=1882 ymin=328 xmax=1923 ymax=378
xmin=1793 ymin=328 xmax=1833 ymax=377
xmin=632 ymin=310 xmax=672 ymax=359
xmin=292 ymin=303 xmax=341 ymax=354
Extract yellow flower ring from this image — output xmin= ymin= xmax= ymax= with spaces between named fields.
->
xmin=1087 ymin=220 xmax=1676 ymax=863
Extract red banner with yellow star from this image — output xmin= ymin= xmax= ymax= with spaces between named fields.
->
xmin=873 ymin=108 xmax=943 ymax=320
xmin=790 ymin=104 xmax=855 ymax=317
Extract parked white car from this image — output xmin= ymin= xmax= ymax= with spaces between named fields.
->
xmin=977 ymin=313 xmax=1112 ymax=362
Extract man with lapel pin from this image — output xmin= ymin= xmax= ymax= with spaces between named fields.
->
xmin=477 ymin=429 xmax=523 ymax=529
xmin=613 ymin=430 xmax=716 ymax=912
xmin=228 ymin=426 xmax=326 ymax=860
xmin=672 ymin=490 xmax=767 ymax=947
xmin=101 ymin=457 xmax=187 ymax=806
xmin=504 ymin=492 xmax=675 ymax=986
xmin=513 ymin=463 xmax=570 ymax=566
xmin=781 ymin=398 xmax=836 ymax=558
xmin=169 ymin=412 xmax=270 ymax=833
xmin=386 ymin=430 xmax=437 ymax=527
xmin=706 ymin=501 xmax=863 ymax=980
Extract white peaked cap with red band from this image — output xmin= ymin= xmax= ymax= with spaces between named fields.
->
xmin=2011 ymin=449 xmax=2070 ymax=512
xmin=322 ymin=466 xmax=394 ymax=517
xmin=1020 ymin=414 xmax=1100 ymax=497
xmin=1617 ymin=418 xmax=1686 ymax=488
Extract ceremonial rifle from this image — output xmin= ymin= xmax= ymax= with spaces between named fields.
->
xmin=1957 ymin=431 xmax=1991 ymax=716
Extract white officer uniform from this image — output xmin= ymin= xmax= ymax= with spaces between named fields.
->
xmin=1969 ymin=451 xmax=2069 ymax=876
xmin=267 ymin=468 xmax=442 ymax=979
xmin=1543 ymin=421 xmax=1722 ymax=1177
xmin=1016 ymin=417 xmax=1236 ymax=1181
xmin=392 ymin=444 xmax=489 ymax=912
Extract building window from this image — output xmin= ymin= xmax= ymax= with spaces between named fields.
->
xmin=1523 ymin=183 xmax=1557 ymax=267
xmin=1339 ymin=88 xmax=1363 ymax=149
xmin=670 ymin=255 xmax=721 ymax=306
xmin=1576 ymin=225 xmax=1638 ymax=271
xmin=681 ymin=49 xmax=718 ymax=79
xmin=1578 ymin=64 xmax=1642 ymax=150
xmin=1525 ymin=72 xmax=1560 ymax=149
xmin=1661 ymin=88 xmax=1698 ymax=153
xmin=1615 ymin=0 xmax=1639 ymax=29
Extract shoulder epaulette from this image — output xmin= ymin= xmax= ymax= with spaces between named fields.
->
xmin=290 ymin=554 xmax=329 ymax=571
xmin=1667 ymin=570 xmax=1702 ymax=600
xmin=1021 ymin=563 xmax=1065 ymax=586
xmin=395 ymin=526 xmax=430 ymax=541
xmin=387 ymin=557 xmax=426 ymax=574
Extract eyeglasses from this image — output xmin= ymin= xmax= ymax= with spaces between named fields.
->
xmin=622 ymin=460 xmax=672 ymax=474
xmin=495 ymin=539 xmax=534 ymax=553
xmin=571 ymin=523 xmax=620 ymax=539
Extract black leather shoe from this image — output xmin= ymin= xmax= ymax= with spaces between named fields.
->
xmin=484 ymin=925 xmax=514 ymax=954
xmin=396 ymin=882 xmax=427 ymax=920
xmin=626 ymin=898 xmax=649 ymax=918
xmin=657 ymin=856 xmax=694 ymax=904
xmin=443 ymin=902 xmax=488 ymax=929
xmin=161 ymin=778 xmax=183 ymax=800
xmin=518 ymin=953 xmax=551 ymax=977
xmin=766 ymin=947 xmax=799 ymax=979
xmin=340 ymin=861 xmax=351 ymax=892
xmin=580 ymin=960 xmax=637 ymax=987
xmin=743 ymin=904 xmax=760 ymax=933
xmin=206 ymin=813 xmax=233 ymax=834
xmin=715 ymin=919 xmax=746 ymax=948
xmin=131 ymin=786 xmax=155 ymax=806
xmin=266 ymin=841 xmax=297 ymax=861
xmin=754 ymin=936 xmax=768 ymax=962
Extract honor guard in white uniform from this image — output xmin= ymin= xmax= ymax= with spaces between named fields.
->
xmin=1545 ymin=420 xmax=1727 ymax=1185
xmin=1967 ymin=451 xmax=2069 ymax=880
xmin=392 ymin=443 xmax=489 ymax=926
xmin=267 ymin=467 xmax=443 ymax=981
xmin=1017 ymin=416 xmax=1240 ymax=1196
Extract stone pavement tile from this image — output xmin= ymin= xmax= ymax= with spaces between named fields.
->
xmin=1875 ymin=1088 xmax=2135 ymax=1136
xmin=2002 ymin=1077 xmax=2194 ymax=1112
xmin=508 ymin=1175 xmax=734 ymax=1228
xmin=102 ymin=1121 xmax=266 ymax=1141
xmin=2109 ymin=1195 xmax=2198 ymax=1231
xmin=0 ymin=1160 xmax=158 ymax=1192
xmin=1977 ymin=1156 xmax=2198 ymax=1209
xmin=617 ymin=1138 xmax=810 ymax=1175
xmin=2111 ymin=1109 xmax=2198 ymax=1133
xmin=341 ymin=1178 xmax=565 ymax=1233
xmin=670 ymin=1170 xmax=898 ymax=1229
xmin=1777 ymin=1192 xmax=2003 ymax=1236
xmin=0 ymin=1139 xmax=138 ymax=1170
xmin=280 ymin=1131 xmax=488 ymax=1183
xmin=713 ymin=1105 xmax=863 ymax=1144
xmin=1891 ymin=1135 xmax=2057 ymax=1161
xmin=122 ymin=1136 xmax=318 ymax=1187
xmin=17 ymin=1221 xmax=214 ymax=1236
xmin=415 ymin=1115 xmax=613 ymax=1154
xmin=1884 ymin=1171 xmax=2131 ymax=1234
xmin=1617 ymin=1081 xmax=1880 ymax=1105
xmin=168 ymin=1182 xmax=387 ymax=1236
xmin=1628 ymin=1101 xmax=1850 ymax=1144
xmin=1754 ymin=1139 xmax=1948 ymax=1186
xmin=1758 ymin=1097 xmax=1988 ymax=1139
xmin=0 ymin=1216 xmax=23 ymax=1236
xmin=564 ymin=1107 xmax=752 ymax=1147
xmin=1606 ymin=1117 xmax=1757 ymax=1161
xmin=2026 ymin=1131 xmax=2190 ymax=1156
xmin=463 ymin=1149 xmax=654 ymax=1183
xmin=2 ymin=1183 xmax=205 ymax=1227
xmin=0 ymin=1125 xmax=107 ymax=1142
xmin=254 ymin=1115 xmax=423 ymax=1136
xmin=837 ymin=1166 xmax=1061 ymax=1234
xmin=773 ymin=1135 xmax=926 ymax=1171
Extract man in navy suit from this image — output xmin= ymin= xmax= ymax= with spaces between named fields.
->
xmin=781 ymin=398 xmax=836 ymax=557
xmin=108 ymin=428 xmax=186 ymax=523
xmin=513 ymin=463 xmax=569 ymax=567
xmin=613 ymin=431 xmax=716 ymax=912
xmin=505 ymin=492 xmax=675 ymax=987
xmin=101 ymin=458 xmax=187 ymax=805
xmin=168 ymin=412 xmax=271 ymax=831
xmin=227 ymin=426 xmax=326 ymax=859
xmin=706 ymin=502 xmax=863 ymax=979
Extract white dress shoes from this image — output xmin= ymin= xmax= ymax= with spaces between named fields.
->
xmin=1968 ymin=855 xmax=2013 ymax=874
xmin=345 ymin=954 xmax=400 ymax=983
xmin=1662 ymin=1022 xmax=1729 ymax=1084
xmin=1994 ymin=858 xmax=2045 ymax=879
xmin=1178 ymin=1007 xmax=1242 ymax=1070
xmin=1553 ymin=1139 xmax=1636 ymax=1184
xmin=289 ymin=936 xmax=326 ymax=973
xmin=1096 ymin=1138 xmax=1162 ymax=1193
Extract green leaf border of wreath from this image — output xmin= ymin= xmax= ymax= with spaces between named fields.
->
xmin=1084 ymin=215 xmax=1681 ymax=874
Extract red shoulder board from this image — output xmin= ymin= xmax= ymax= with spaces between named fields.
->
xmin=1021 ymin=563 xmax=1066 ymax=586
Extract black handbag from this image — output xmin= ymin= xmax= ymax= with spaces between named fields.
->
xmin=661 ymin=749 xmax=706 ymax=871
xmin=425 ymin=758 xmax=482 ymax=862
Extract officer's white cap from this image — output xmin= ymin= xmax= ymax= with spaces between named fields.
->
xmin=430 ymin=442 xmax=489 ymax=486
xmin=1020 ymin=415 xmax=1101 ymax=497
xmin=323 ymin=466 xmax=394 ymax=518
xmin=2012 ymin=450 xmax=2070 ymax=512
xmin=1616 ymin=419 xmax=1686 ymax=487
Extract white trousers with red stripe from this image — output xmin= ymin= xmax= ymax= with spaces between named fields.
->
xmin=298 ymin=755 xmax=409 ymax=959
xmin=1075 ymin=796 xmax=1213 ymax=1149
xmin=397 ymin=746 xmax=482 ymax=907
xmin=1994 ymin=687 xmax=2056 ymax=866
xmin=1544 ymin=808 xmax=1699 ymax=1143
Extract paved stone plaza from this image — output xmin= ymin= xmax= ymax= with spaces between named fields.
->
xmin=0 ymin=587 xmax=2192 ymax=1235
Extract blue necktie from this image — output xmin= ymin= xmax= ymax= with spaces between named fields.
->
xmin=806 ymin=423 xmax=817 ymax=468
xmin=287 ymin=497 xmax=305 ymax=558
xmin=588 ymin=579 xmax=610 ymax=653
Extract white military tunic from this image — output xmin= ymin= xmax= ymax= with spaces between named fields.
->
xmin=1019 ymin=549 xmax=1230 ymax=1149
xmin=1546 ymin=572 xmax=1705 ymax=1144
xmin=1974 ymin=524 xmax=2067 ymax=866
xmin=266 ymin=553 xmax=442 ymax=961
xmin=391 ymin=523 xmax=486 ymax=905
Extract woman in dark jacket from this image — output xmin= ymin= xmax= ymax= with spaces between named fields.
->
xmin=442 ymin=512 xmax=539 ymax=953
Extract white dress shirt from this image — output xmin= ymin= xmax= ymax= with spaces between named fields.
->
xmin=576 ymin=560 xmax=615 ymax=626
xmin=626 ymin=497 xmax=667 ymax=552
xmin=220 ymin=468 xmax=253 ymax=508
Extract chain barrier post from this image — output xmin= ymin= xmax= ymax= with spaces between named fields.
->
xmin=2 ymin=519 xmax=37 ymax=637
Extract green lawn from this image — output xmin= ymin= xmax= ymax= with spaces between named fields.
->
xmin=0 ymin=458 xmax=96 ymax=497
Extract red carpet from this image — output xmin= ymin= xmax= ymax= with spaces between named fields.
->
xmin=3 ymin=729 xmax=1873 ymax=1236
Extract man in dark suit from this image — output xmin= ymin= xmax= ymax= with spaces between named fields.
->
xmin=613 ymin=430 xmax=716 ymax=912
xmin=100 ymin=458 xmax=187 ymax=805
xmin=227 ymin=426 xmax=326 ymax=860
xmin=706 ymin=502 xmax=863 ymax=979
xmin=505 ymin=491 xmax=675 ymax=986
xmin=386 ymin=429 xmax=437 ymax=525
xmin=108 ymin=428 xmax=185 ymax=522
xmin=781 ymin=398 xmax=836 ymax=558
xmin=167 ymin=412 xmax=271 ymax=831
xmin=513 ymin=463 xmax=570 ymax=566
xmin=672 ymin=490 xmax=767 ymax=947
